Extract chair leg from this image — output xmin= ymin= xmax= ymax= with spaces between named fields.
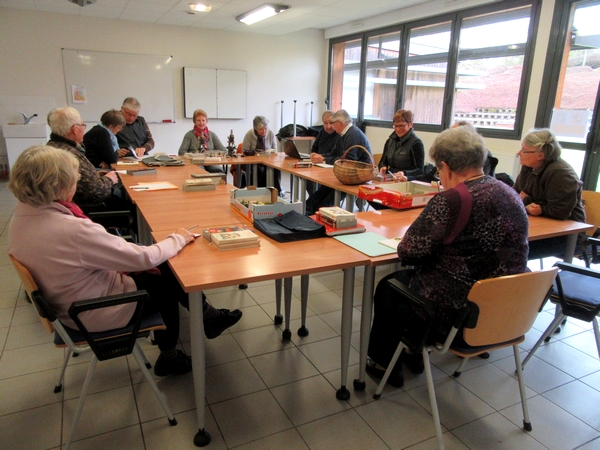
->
xmin=132 ymin=344 xmax=177 ymax=425
xmin=373 ymin=342 xmax=406 ymax=399
xmin=273 ymin=279 xmax=283 ymax=325
xmin=424 ymin=348 xmax=445 ymax=450
xmin=513 ymin=344 xmax=532 ymax=431
xmin=593 ymin=318 xmax=600 ymax=360
xmin=66 ymin=356 xmax=98 ymax=450
xmin=453 ymin=357 xmax=469 ymax=377
xmin=282 ymin=278 xmax=293 ymax=340
xmin=522 ymin=311 xmax=565 ymax=369
xmin=54 ymin=349 xmax=72 ymax=393
xmin=138 ymin=343 xmax=151 ymax=369
xmin=298 ymin=274 xmax=309 ymax=337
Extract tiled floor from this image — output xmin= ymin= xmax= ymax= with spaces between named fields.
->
xmin=1 ymin=178 xmax=600 ymax=449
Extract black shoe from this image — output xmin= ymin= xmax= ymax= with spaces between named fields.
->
xmin=154 ymin=350 xmax=192 ymax=377
xmin=204 ymin=309 xmax=243 ymax=339
xmin=366 ymin=358 xmax=404 ymax=388
xmin=478 ymin=351 xmax=490 ymax=359
xmin=401 ymin=350 xmax=424 ymax=374
xmin=238 ymin=284 xmax=248 ymax=289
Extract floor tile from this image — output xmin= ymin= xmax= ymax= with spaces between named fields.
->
xmin=231 ymin=324 xmax=295 ymax=358
xmin=205 ymin=358 xmax=266 ymax=404
xmin=0 ymin=402 xmax=63 ymax=450
xmin=209 ymin=390 xmax=293 ymax=448
xmin=69 ymin=424 xmax=145 ymax=450
xmin=249 ymin=346 xmax=319 ymax=388
xmin=542 ymin=380 xmax=600 ymax=430
xmin=297 ymin=409 xmax=388 ymax=450
xmin=232 ymin=428 xmax=309 ymax=450
xmin=501 ymin=394 xmax=600 ymax=450
xmin=297 ymin=336 xmax=359 ymax=373
xmin=270 ymin=374 xmax=352 ymax=425
xmin=0 ymin=368 xmax=64 ymax=416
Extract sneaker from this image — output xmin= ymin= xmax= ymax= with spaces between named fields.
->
xmin=401 ymin=350 xmax=425 ymax=374
xmin=238 ymin=284 xmax=248 ymax=289
xmin=154 ymin=350 xmax=192 ymax=377
xmin=366 ymin=358 xmax=404 ymax=388
xmin=204 ymin=309 xmax=243 ymax=339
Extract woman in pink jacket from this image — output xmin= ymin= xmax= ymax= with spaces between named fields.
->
xmin=8 ymin=145 xmax=241 ymax=377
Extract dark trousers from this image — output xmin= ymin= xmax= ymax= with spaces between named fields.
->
xmin=130 ymin=262 xmax=189 ymax=352
xmin=527 ymin=236 xmax=569 ymax=260
xmin=305 ymin=186 xmax=344 ymax=216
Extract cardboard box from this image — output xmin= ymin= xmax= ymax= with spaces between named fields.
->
xmin=358 ymin=181 xmax=439 ymax=209
xmin=230 ymin=187 xmax=303 ymax=222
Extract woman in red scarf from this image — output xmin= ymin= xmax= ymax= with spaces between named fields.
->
xmin=178 ymin=109 xmax=226 ymax=173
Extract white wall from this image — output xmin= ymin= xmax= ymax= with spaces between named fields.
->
xmin=0 ymin=8 xmax=328 ymax=156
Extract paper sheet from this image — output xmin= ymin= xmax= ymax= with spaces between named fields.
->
xmin=334 ymin=232 xmax=397 ymax=257
xmin=131 ymin=181 xmax=178 ymax=191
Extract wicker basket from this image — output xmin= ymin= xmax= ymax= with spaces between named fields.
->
xmin=333 ymin=145 xmax=378 ymax=185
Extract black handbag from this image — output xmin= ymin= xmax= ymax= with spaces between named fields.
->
xmin=253 ymin=210 xmax=325 ymax=243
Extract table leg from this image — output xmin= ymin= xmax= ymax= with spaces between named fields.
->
xmin=253 ymin=164 xmax=258 ymax=186
xmin=293 ymin=175 xmax=299 ymax=202
xmin=282 ymin=278 xmax=293 ymax=340
xmin=136 ymin=207 xmax=152 ymax=245
xmin=189 ymin=291 xmax=210 ymax=447
xmin=354 ymin=265 xmax=375 ymax=391
xmin=266 ymin=166 xmax=274 ymax=188
xmin=563 ymin=233 xmax=577 ymax=263
xmin=289 ymin=173 xmax=294 ymax=200
xmin=337 ymin=267 xmax=355 ymax=400
xmin=299 ymin=178 xmax=307 ymax=215
xmin=345 ymin=194 xmax=356 ymax=212
xmin=298 ymin=274 xmax=309 ymax=336
xmin=274 ymin=279 xmax=283 ymax=324
xmin=334 ymin=190 xmax=342 ymax=207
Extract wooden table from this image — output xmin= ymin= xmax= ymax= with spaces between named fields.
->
xmin=152 ymin=227 xmax=370 ymax=446
xmin=350 ymin=209 xmax=594 ymax=391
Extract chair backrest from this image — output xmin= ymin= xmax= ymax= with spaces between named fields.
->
xmin=582 ymin=190 xmax=600 ymax=237
xmin=373 ymin=153 xmax=382 ymax=167
xmin=463 ymin=267 xmax=558 ymax=346
xmin=9 ymin=254 xmax=55 ymax=333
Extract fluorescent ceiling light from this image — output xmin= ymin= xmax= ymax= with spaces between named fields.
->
xmin=189 ymin=3 xmax=211 ymax=12
xmin=236 ymin=4 xmax=290 ymax=25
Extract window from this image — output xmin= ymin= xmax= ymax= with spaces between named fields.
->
xmin=364 ymin=31 xmax=401 ymax=121
xmin=328 ymin=0 xmax=538 ymax=138
xmin=454 ymin=7 xmax=531 ymax=131
xmin=405 ymin=22 xmax=451 ymax=125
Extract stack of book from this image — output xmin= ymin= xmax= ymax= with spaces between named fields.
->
xmin=313 ymin=206 xmax=365 ymax=236
xmin=202 ymin=225 xmax=260 ymax=251
xmin=183 ymin=178 xmax=216 ymax=192
xmin=317 ymin=206 xmax=358 ymax=228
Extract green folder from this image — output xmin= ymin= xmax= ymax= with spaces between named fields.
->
xmin=334 ymin=232 xmax=398 ymax=257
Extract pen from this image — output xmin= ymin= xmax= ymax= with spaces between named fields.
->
xmin=132 ymin=186 xmax=149 ymax=190
xmin=186 ymin=225 xmax=199 ymax=231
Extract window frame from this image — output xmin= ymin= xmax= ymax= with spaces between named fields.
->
xmin=327 ymin=0 xmax=541 ymax=140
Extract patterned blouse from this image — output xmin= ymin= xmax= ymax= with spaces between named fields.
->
xmin=398 ymin=176 xmax=529 ymax=334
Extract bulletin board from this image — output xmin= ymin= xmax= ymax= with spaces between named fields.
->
xmin=61 ymin=49 xmax=175 ymax=123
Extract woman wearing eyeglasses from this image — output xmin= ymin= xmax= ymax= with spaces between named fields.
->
xmin=378 ymin=109 xmax=424 ymax=182
xmin=514 ymin=128 xmax=586 ymax=259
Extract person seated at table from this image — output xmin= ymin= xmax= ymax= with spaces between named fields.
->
xmin=378 ymin=109 xmax=424 ymax=182
xmin=84 ymin=109 xmax=126 ymax=169
xmin=305 ymin=109 xmax=373 ymax=215
xmin=306 ymin=110 xmax=337 ymax=196
xmin=514 ymin=128 xmax=586 ymax=260
xmin=178 ymin=108 xmax=227 ymax=174
xmin=451 ymin=120 xmax=496 ymax=176
xmin=366 ymin=126 xmax=529 ymax=387
xmin=47 ymin=106 xmax=120 ymax=207
xmin=7 ymin=146 xmax=243 ymax=376
xmin=240 ymin=115 xmax=283 ymax=194
xmin=116 ymin=97 xmax=154 ymax=158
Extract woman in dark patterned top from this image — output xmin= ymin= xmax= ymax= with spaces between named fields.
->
xmin=367 ymin=126 xmax=529 ymax=388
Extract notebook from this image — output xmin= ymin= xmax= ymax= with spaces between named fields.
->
xmin=283 ymin=140 xmax=311 ymax=160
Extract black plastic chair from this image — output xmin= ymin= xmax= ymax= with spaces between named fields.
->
xmin=9 ymin=255 xmax=176 ymax=450
xmin=522 ymin=261 xmax=600 ymax=368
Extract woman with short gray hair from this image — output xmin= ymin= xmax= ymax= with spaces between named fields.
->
xmin=514 ymin=128 xmax=585 ymax=259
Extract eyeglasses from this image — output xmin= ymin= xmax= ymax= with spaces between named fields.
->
xmin=74 ymin=123 xmax=87 ymax=129
xmin=520 ymin=150 xmax=538 ymax=154
xmin=121 ymin=109 xmax=139 ymax=118
xmin=393 ymin=122 xmax=409 ymax=128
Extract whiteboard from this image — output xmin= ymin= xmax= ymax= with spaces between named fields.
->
xmin=183 ymin=67 xmax=246 ymax=119
xmin=61 ymin=49 xmax=175 ymax=123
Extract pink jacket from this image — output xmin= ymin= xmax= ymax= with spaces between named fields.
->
xmin=8 ymin=202 xmax=187 ymax=332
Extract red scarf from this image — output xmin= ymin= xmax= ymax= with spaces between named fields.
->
xmin=56 ymin=200 xmax=89 ymax=219
xmin=193 ymin=125 xmax=210 ymax=146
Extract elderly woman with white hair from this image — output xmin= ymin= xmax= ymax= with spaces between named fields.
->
xmin=7 ymin=146 xmax=242 ymax=377
xmin=366 ymin=126 xmax=529 ymax=388
xmin=514 ymin=128 xmax=586 ymax=259
xmin=240 ymin=115 xmax=282 ymax=193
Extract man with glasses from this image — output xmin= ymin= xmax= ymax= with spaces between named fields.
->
xmin=116 ymin=97 xmax=155 ymax=158
xmin=47 ymin=107 xmax=119 ymax=205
